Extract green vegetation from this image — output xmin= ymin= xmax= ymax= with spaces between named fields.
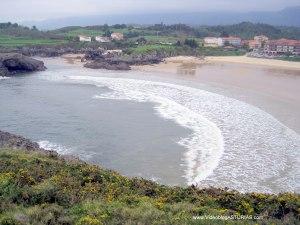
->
xmin=59 ymin=28 xmax=104 ymax=38
xmin=0 ymin=22 xmax=299 ymax=58
xmin=0 ymin=22 xmax=66 ymax=48
xmin=197 ymin=47 xmax=247 ymax=56
xmin=0 ymin=149 xmax=299 ymax=225
xmin=135 ymin=22 xmax=300 ymax=40
xmin=197 ymin=22 xmax=300 ymax=40
xmin=126 ymin=44 xmax=176 ymax=55
xmin=0 ymin=35 xmax=67 ymax=47
xmin=279 ymin=56 xmax=300 ymax=62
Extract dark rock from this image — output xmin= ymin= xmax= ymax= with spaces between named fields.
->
xmin=0 ymin=53 xmax=46 ymax=76
xmin=0 ymin=130 xmax=43 ymax=152
xmin=0 ymin=61 xmax=9 ymax=76
xmin=84 ymin=60 xmax=131 ymax=70
xmin=82 ymin=52 xmax=164 ymax=71
xmin=83 ymin=49 xmax=105 ymax=60
xmin=0 ymin=130 xmax=81 ymax=162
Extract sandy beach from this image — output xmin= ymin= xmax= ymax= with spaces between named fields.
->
xmin=61 ymin=54 xmax=85 ymax=65
xmin=132 ymin=55 xmax=300 ymax=133
xmin=132 ymin=56 xmax=300 ymax=73
xmin=206 ymin=56 xmax=300 ymax=70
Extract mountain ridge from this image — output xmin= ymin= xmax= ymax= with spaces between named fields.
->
xmin=21 ymin=7 xmax=300 ymax=30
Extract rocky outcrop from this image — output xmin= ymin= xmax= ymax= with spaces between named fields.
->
xmin=0 ymin=53 xmax=46 ymax=76
xmin=83 ymin=53 xmax=164 ymax=71
xmin=0 ymin=130 xmax=44 ymax=152
xmin=84 ymin=60 xmax=131 ymax=70
xmin=0 ymin=130 xmax=81 ymax=162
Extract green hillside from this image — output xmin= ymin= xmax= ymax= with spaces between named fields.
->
xmin=0 ymin=22 xmax=66 ymax=48
xmin=0 ymin=149 xmax=299 ymax=225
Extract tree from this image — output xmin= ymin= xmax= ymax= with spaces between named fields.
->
xmin=136 ymin=37 xmax=147 ymax=45
xmin=221 ymin=31 xmax=229 ymax=37
xmin=104 ymin=29 xmax=112 ymax=37
xmin=175 ymin=40 xmax=182 ymax=46
xmin=184 ymin=39 xmax=199 ymax=48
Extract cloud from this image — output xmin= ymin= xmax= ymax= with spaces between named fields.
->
xmin=0 ymin=0 xmax=299 ymax=22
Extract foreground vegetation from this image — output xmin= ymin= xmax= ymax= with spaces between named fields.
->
xmin=0 ymin=149 xmax=299 ymax=225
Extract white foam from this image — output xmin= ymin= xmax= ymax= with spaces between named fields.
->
xmin=66 ymin=75 xmax=300 ymax=193
xmin=0 ymin=76 xmax=10 ymax=80
xmin=38 ymin=140 xmax=72 ymax=155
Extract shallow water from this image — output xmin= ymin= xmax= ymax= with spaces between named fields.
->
xmin=0 ymin=58 xmax=299 ymax=193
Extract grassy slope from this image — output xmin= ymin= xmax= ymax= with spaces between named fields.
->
xmin=0 ymin=149 xmax=299 ymax=225
xmin=0 ymin=35 xmax=67 ymax=47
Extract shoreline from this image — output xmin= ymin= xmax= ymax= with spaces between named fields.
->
xmin=51 ymin=53 xmax=300 ymax=72
xmin=132 ymin=55 xmax=300 ymax=73
xmin=206 ymin=56 xmax=300 ymax=70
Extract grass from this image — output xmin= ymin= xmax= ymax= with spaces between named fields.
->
xmin=60 ymin=28 xmax=138 ymax=38
xmin=141 ymin=35 xmax=183 ymax=43
xmin=0 ymin=149 xmax=299 ymax=225
xmin=127 ymin=44 xmax=177 ymax=55
xmin=279 ymin=56 xmax=300 ymax=62
xmin=0 ymin=35 xmax=67 ymax=47
xmin=197 ymin=47 xmax=247 ymax=56
xmin=61 ymin=28 xmax=105 ymax=38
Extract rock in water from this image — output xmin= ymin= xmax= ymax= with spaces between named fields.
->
xmin=0 ymin=53 xmax=46 ymax=76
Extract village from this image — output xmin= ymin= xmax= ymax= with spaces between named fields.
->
xmin=203 ymin=35 xmax=300 ymax=57
xmin=77 ymin=31 xmax=300 ymax=60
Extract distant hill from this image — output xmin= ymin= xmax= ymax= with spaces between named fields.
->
xmin=203 ymin=22 xmax=300 ymax=40
xmin=53 ymin=22 xmax=300 ymax=40
xmin=22 ymin=7 xmax=300 ymax=30
xmin=1 ymin=22 xmax=300 ymax=43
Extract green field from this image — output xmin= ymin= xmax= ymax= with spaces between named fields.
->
xmin=197 ymin=47 xmax=247 ymax=56
xmin=60 ymin=28 xmax=104 ymax=37
xmin=141 ymin=35 xmax=202 ymax=44
xmin=0 ymin=35 xmax=67 ymax=47
xmin=128 ymin=44 xmax=176 ymax=55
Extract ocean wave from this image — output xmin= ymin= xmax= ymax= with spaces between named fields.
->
xmin=67 ymin=75 xmax=300 ymax=193
xmin=0 ymin=76 xmax=10 ymax=80
xmin=38 ymin=140 xmax=72 ymax=155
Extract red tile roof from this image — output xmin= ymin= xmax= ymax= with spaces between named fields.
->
xmin=267 ymin=39 xmax=300 ymax=46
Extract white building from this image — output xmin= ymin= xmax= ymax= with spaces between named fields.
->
xmin=254 ymin=35 xmax=269 ymax=43
xmin=204 ymin=37 xmax=224 ymax=47
xmin=95 ymin=36 xmax=111 ymax=43
xmin=111 ymin=33 xmax=124 ymax=41
xmin=78 ymin=35 xmax=92 ymax=42
xmin=222 ymin=36 xmax=242 ymax=47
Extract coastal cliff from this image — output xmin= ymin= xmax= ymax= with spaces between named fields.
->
xmin=0 ymin=130 xmax=299 ymax=224
xmin=0 ymin=53 xmax=46 ymax=76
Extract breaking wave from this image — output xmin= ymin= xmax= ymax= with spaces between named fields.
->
xmin=0 ymin=76 xmax=10 ymax=80
xmin=38 ymin=140 xmax=72 ymax=155
xmin=66 ymin=75 xmax=300 ymax=193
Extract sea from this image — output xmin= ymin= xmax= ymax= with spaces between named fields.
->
xmin=0 ymin=57 xmax=299 ymax=193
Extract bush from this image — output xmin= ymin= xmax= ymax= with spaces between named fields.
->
xmin=0 ymin=149 xmax=299 ymax=225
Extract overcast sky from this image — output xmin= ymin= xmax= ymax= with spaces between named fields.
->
xmin=1 ymin=0 xmax=299 ymax=22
